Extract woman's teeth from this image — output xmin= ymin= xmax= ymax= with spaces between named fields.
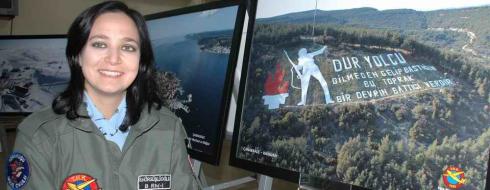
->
xmin=99 ymin=70 xmax=122 ymax=77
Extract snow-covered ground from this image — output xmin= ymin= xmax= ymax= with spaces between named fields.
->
xmin=0 ymin=48 xmax=69 ymax=112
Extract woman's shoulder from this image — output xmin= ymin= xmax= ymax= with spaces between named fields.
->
xmin=152 ymin=106 xmax=180 ymax=121
xmin=17 ymin=107 xmax=66 ymax=139
xmin=148 ymin=106 xmax=185 ymax=130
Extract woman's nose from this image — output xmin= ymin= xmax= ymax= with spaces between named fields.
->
xmin=105 ymin=48 xmax=121 ymax=65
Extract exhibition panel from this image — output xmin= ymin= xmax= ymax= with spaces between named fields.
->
xmin=146 ymin=0 xmax=246 ymax=165
xmin=231 ymin=0 xmax=490 ymax=189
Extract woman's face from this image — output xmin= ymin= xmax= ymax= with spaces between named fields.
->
xmin=80 ymin=12 xmax=140 ymax=98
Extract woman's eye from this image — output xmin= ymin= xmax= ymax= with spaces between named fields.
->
xmin=122 ymin=44 xmax=137 ymax=52
xmin=91 ymin=42 xmax=106 ymax=48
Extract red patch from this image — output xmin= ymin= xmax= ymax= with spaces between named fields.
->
xmin=264 ymin=64 xmax=289 ymax=95
xmin=60 ymin=173 xmax=99 ymax=190
xmin=442 ymin=166 xmax=465 ymax=189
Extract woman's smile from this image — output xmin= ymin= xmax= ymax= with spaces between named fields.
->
xmin=98 ymin=69 xmax=124 ymax=77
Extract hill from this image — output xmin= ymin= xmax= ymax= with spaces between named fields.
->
xmin=258 ymin=6 xmax=490 ymax=58
xmin=260 ymin=7 xmax=427 ymax=30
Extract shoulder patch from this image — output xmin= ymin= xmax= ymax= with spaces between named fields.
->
xmin=6 ymin=152 xmax=30 ymax=190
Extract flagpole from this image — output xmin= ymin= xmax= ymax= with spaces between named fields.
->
xmin=312 ymin=0 xmax=318 ymax=38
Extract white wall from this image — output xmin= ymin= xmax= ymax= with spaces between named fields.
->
xmin=0 ymin=0 xmax=200 ymax=35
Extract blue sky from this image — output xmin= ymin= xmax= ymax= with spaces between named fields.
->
xmin=257 ymin=0 xmax=490 ymax=18
xmin=147 ymin=6 xmax=238 ymax=39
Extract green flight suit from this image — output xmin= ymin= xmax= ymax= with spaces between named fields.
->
xmin=7 ymin=104 xmax=200 ymax=189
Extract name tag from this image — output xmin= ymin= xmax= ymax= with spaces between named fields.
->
xmin=138 ymin=174 xmax=171 ymax=190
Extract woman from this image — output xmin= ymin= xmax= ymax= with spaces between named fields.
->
xmin=6 ymin=1 xmax=199 ymax=189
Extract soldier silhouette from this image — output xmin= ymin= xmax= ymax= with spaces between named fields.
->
xmin=286 ymin=45 xmax=334 ymax=105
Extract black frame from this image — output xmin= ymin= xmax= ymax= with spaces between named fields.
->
xmin=145 ymin=0 xmax=246 ymax=165
xmin=229 ymin=0 xmax=490 ymax=189
xmin=229 ymin=0 xmax=303 ymax=182
xmin=0 ymin=35 xmax=67 ymax=116
xmin=0 ymin=0 xmax=18 ymax=17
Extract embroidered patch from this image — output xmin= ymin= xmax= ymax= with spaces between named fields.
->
xmin=442 ymin=166 xmax=466 ymax=189
xmin=138 ymin=174 xmax=171 ymax=190
xmin=60 ymin=173 xmax=99 ymax=190
xmin=6 ymin=152 xmax=30 ymax=189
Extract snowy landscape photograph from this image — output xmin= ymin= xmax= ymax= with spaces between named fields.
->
xmin=0 ymin=37 xmax=68 ymax=113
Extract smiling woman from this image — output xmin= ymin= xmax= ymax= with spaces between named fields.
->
xmin=80 ymin=12 xmax=141 ymax=118
xmin=6 ymin=1 xmax=200 ymax=190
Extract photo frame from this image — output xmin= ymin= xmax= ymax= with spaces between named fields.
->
xmin=230 ymin=0 xmax=490 ymax=189
xmin=145 ymin=0 xmax=246 ymax=165
xmin=0 ymin=35 xmax=68 ymax=115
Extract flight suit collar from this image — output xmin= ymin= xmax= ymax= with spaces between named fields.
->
xmin=122 ymin=105 xmax=160 ymax=153
xmin=68 ymin=103 xmax=160 ymax=153
xmin=68 ymin=103 xmax=160 ymax=135
xmin=67 ymin=102 xmax=95 ymax=133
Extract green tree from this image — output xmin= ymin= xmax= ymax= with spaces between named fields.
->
xmin=336 ymin=136 xmax=373 ymax=183
xmin=409 ymin=116 xmax=433 ymax=142
xmin=412 ymin=104 xmax=426 ymax=119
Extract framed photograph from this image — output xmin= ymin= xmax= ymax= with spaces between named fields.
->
xmin=145 ymin=0 xmax=246 ymax=164
xmin=0 ymin=35 xmax=68 ymax=115
xmin=230 ymin=0 xmax=490 ymax=189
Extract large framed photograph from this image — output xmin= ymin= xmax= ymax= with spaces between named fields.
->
xmin=145 ymin=0 xmax=246 ymax=164
xmin=0 ymin=35 xmax=68 ymax=114
xmin=230 ymin=0 xmax=490 ymax=189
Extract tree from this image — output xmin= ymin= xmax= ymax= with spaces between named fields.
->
xmin=431 ymin=99 xmax=439 ymax=119
xmin=411 ymin=104 xmax=425 ymax=119
xmin=409 ymin=116 xmax=433 ymax=142
xmin=336 ymin=136 xmax=373 ymax=183
xmin=395 ymin=106 xmax=408 ymax=121
xmin=477 ymin=78 xmax=487 ymax=97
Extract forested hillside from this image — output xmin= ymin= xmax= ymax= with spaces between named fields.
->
xmin=259 ymin=6 xmax=490 ymax=58
xmin=237 ymin=17 xmax=489 ymax=189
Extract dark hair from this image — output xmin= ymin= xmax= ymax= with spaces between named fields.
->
xmin=53 ymin=1 xmax=163 ymax=131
